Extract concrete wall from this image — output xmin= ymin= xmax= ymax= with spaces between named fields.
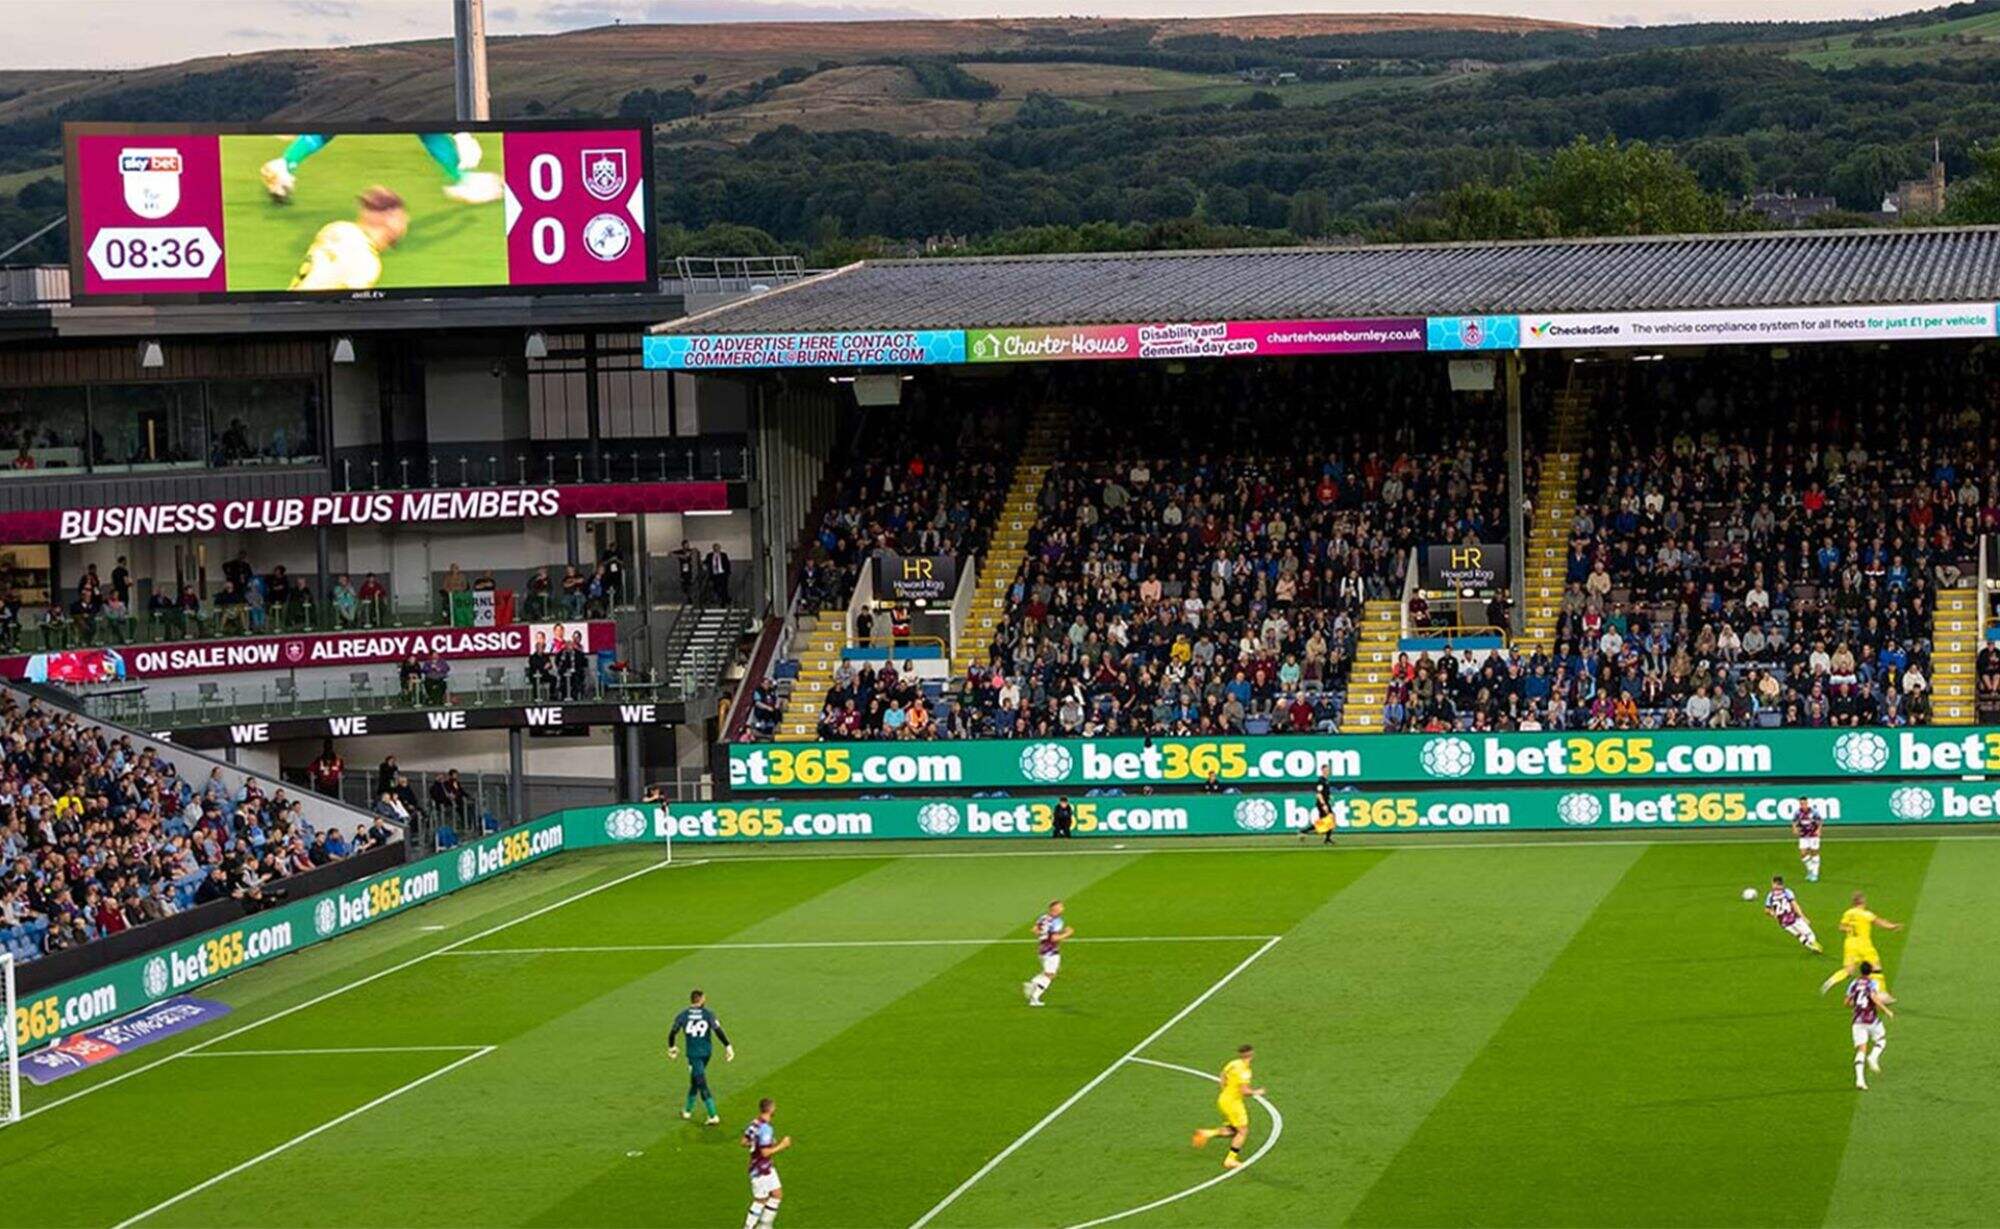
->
xmin=328 ymin=341 xmax=382 ymax=451
xmin=424 ymin=354 xmax=529 ymax=443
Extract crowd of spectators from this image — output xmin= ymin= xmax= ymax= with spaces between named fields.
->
xmin=1381 ymin=347 xmax=1989 ymax=733
xmin=797 ymin=361 xmax=1513 ymax=740
xmin=797 ymin=390 xmax=1026 ymax=613
xmin=0 ymin=695 xmax=394 ymax=964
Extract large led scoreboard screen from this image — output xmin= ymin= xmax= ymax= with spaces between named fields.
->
xmin=64 ymin=121 xmax=654 ymax=302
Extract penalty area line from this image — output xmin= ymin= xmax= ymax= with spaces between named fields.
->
xmin=21 ymin=853 xmax=689 ymax=1124
xmin=909 ymin=934 xmax=1282 ymax=1229
xmin=447 ymin=935 xmax=1281 ymax=956
xmin=1061 ymin=1056 xmax=1284 ymax=1229
xmin=109 ymin=1046 xmax=496 ymax=1229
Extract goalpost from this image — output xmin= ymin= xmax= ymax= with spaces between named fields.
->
xmin=2 ymin=952 xmax=18 ymax=1126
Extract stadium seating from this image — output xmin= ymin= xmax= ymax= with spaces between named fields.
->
xmin=789 ymin=360 xmax=1514 ymax=740
xmin=0 ymin=692 xmax=390 ymax=962
xmin=1540 ymin=346 xmax=1983 ymax=730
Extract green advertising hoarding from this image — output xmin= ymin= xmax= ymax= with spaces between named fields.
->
xmin=726 ymin=727 xmax=2000 ymax=793
xmin=11 ymin=817 xmax=567 ymax=1054
xmin=19 ymin=773 xmax=1995 ymax=1054
xmin=573 ymin=778 xmax=1998 ymax=847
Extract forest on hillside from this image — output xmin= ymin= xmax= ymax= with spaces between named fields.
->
xmin=6 ymin=2 xmax=2000 ymax=264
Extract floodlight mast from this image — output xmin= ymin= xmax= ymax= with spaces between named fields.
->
xmin=454 ymin=0 xmax=491 ymax=123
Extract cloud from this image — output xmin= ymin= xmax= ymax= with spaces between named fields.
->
xmin=280 ymin=0 xmax=360 ymax=17
xmin=532 ymin=0 xmax=934 ymax=26
xmin=226 ymin=26 xmax=288 ymax=40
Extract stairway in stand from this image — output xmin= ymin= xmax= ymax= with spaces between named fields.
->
xmin=1337 ymin=598 xmax=1405 ymax=732
xmin=1518 ymin=389 xmax=1591 ymax=659
xmin=949 ymin=408 xmax=1065 ymax=679
xmin=772 ymin=611 xmax=846 ymax=742
xmin=772 ymin=409 xmax=1065 ymax=742
xmin=1929 ymin=586 xmax=1980 ymax=726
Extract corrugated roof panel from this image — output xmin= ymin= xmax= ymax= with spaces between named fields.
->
xmin=656 ymin=229 xmax=2000 ymax=335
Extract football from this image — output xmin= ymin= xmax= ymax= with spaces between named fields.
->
xmin=1742 ymin=888 xmax=1758 ymax=901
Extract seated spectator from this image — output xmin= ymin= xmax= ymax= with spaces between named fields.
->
xmin=332 ymin=575 xmax=359 ymax=628
xmin=357 ymin=573 xmax=388 ymax=626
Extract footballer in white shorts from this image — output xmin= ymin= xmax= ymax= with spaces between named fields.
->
xmin=1041 ymin=951 xmax=1062 ymax=976
xmin=752 ymin=1171 xmax=782 ymax=1201
xmin=1851 ymin=1019 xmax=1886 ymax=1049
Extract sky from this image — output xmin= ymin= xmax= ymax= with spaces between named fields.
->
xmin=3 ymin=0 xmax=1938 ymax=71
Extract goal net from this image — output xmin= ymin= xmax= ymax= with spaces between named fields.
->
xmin=2 ymin=952 xmax=18 ymax=1126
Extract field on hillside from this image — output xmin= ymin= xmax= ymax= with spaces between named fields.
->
xmin=6 ymin=829 xmax=1998 ymax=1228
xmin=1793 ymin=8 xmax=2000 ymax=67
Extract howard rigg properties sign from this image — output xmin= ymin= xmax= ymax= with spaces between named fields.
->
xmin=19 ymin=483 xmax=731 ymax=546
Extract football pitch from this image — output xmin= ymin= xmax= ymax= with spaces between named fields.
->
xmin=216 ymin=132 xmax=507 ymax=292
xmin=6 ymin=830 xmax=1999 ymax=1228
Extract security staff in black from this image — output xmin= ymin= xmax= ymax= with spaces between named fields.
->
xmin=1052 ymin=796 xmax=1075 ymax=839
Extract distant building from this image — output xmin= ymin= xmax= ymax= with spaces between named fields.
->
xmin=1445 ymin=59 xmax=1497 ymax=74
xmin=1238 ymin=67 xmax=1300 ymax=85
xmin=1744 ymin=190 xmax=1840 ymax=228
xmin=1883 ymin=143 xmax=1947 ymax=217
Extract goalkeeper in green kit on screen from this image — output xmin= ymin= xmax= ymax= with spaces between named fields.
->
xmin=668 ymin=988 xmax=734 ymax=1124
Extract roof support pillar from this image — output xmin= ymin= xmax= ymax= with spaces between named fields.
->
xmin=1505 ymin=351 xmax=1526 ymax=640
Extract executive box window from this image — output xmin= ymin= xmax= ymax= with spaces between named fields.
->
xmin=207 ymin=377 xmax=321 ymax=466
xmin=0 ymin=377 xmax=322 ymax=479
xmin=0 ymin=387 xmax=87 ymax=473
xmin=89 ymin=383 xmax=207 ymax=472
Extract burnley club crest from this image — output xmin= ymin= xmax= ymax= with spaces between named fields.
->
xmin=581 ymin=148 xmax=628 ymax=202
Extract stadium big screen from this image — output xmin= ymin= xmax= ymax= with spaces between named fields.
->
xmin=63 ymin=121 xmax=654 ymax=301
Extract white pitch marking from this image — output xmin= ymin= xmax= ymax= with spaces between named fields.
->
xmin=1062 ymin=1056 xmax=1284 ymax=1229
xmin=685 ymin=828 xmax=2000 ymax=865
xmin=909 ymin=935 xmax=1282 ymax=1229
xmin=182 ymin=1045 xmax=490 ymax=1058
xmin=22 ymin=855 xmax=685 ymax=1123
xmin=110 ymin=1046 xmax=495 ymax=1228
xmin=446 ymin=935 xmax=1280 ymax=956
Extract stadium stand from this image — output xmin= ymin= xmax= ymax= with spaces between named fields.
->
xmin=768 ymin=359 xmax=1519 ymax=741
xmin=1546 ymin=346 xmax=1983 ymax=730
xmin=0 ymin=689 xmax=392 ymax=963
xmin=768 ymin=391 xmax=1030 ymax=739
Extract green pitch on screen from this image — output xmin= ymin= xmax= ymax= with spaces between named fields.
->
xmin=217 ymin=132 xmax=507 ymax=293
xmin=8 ymin=836 xmax=1998 ymax=1227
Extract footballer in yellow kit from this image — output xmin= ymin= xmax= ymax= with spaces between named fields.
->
xmin=1820 ymin=891 xmax=1902 ymax=995
xmin=1192 ymin=1045 xmax=1264 ymax=1169
xmin=289 ymin=186 xmax=408 ymax=292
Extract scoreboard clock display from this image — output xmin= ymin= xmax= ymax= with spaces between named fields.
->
xmin=65 ymin=122 xmax=655 ymax=302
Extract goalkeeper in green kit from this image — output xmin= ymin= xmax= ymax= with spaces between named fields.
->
xmin=667 ymin=988 xmax=734 ymax=1124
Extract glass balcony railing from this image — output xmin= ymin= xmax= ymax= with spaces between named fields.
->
xmin=330 ymin=436 xmax=750 ymax=492
xmin=69 ymin=665 xmax=687 ymax=731
xmin=7 ymin=568 xmax=646 ymax=656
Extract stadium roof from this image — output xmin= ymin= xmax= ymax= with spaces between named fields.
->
xmin=655 ymin=227 xmax=2000 ymax=335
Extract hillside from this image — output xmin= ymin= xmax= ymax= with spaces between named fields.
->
xmin=2 ymin=5 xmax=2000 ymax=262
xmin=0 ymin=14 xmax=1590 ymax=134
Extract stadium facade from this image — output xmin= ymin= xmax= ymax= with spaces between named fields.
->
xmin=0 ymin=261 xmax=841 ymax=823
